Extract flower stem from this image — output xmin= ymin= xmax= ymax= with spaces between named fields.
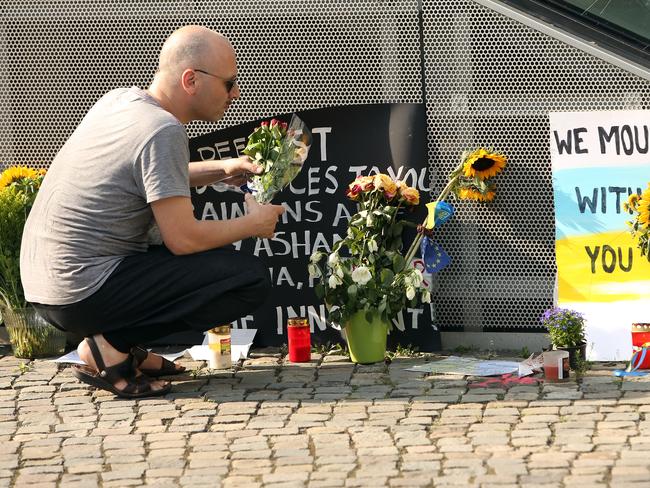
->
xmin=402 ymin=170 xmax=462 ymax=268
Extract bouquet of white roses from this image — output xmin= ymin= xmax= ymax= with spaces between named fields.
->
xmin=242 ymin=114 xmax=312 ymax=204
xmin=309 ymin=174 xmax=430 ymax=327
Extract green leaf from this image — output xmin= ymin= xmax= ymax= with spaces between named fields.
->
xmin=329 ymin=309 xmax=341 ymax=324
xmin=367 ymin=288 xmax=377 ymax=302
xmin=380 ymin=268 xmax=394 ymax=286
xmin=315 ymin=284 xmax=325 ymax=300
xmin=392 ymin=254 xmax=405 ymax=272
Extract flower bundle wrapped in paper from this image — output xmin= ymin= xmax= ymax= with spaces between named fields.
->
xmin=242 ymin=114 xmax=312 ymax=204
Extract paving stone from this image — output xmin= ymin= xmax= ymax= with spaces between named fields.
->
xmin=3 ymin=352 xmax=650 ymax=484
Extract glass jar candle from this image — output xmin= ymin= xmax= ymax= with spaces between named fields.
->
xmin=207 ymin=325 xmax=232 ymax=369
xmin=287 ymin=317 xmax=311 ymax=362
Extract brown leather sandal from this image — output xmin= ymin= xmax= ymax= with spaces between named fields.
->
xmin=72 ymin=337 xmax=171 ymax=398
xmin=131 ymin=346 xmax=186 ymax=377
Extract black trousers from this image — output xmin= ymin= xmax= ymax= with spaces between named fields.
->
xmin=32 ymin=245 xmax=271 ymax=353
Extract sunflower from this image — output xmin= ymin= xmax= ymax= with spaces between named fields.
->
xmin=463 ymin=148 xmax=507 ymax=180
xmin=0 ymin=166 xmax=41 ymax=189
xmin=637 ymin=189 xmax=650 ymax=228
xmin=624 ymin=193 xmax=640 ymax=212
xmin=458 ymin=186 xmax=496 ymax=202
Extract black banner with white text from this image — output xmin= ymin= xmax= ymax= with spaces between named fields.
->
xmin=188 ymin=104 xmax=441 ymax=351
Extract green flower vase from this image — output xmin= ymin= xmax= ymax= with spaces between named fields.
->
xmin=344 ymin=310 xmax=389 ymax=364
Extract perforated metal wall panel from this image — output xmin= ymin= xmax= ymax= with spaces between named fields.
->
xmin=421 ymin=2 xmax=649 ymax=331
xmin=1 ymin=1 xmax=648 ymax=332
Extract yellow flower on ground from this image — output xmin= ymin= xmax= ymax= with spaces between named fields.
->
xmin=458 ymin=187 xmax=496 ymax=202
xmin=0 ymin=166 xmax=40 ymax=189
xmin=463 ymin=148 xmax=506 ymax=180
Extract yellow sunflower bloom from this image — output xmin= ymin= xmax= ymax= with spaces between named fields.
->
xmin=0 ymin=166 xmax=40 ymax=189
xmin=626 ymin=193 xmax=639 ymax=211
xmin=458 ymin=187 xmax=495 ymax=202
xmin=463 ymin=148 xmax=506 ymax=180
xmin=638 ymin=190 xmax=650 ymax=228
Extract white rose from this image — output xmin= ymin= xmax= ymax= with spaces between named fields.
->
xmin=421 ymin=290 xmax=431 ymax=303
xmin=406 ymin=286 xmax=416 ymax=300
xmin=328 ymin=253 xmax=339 ymax=267
xmin=351 ymin=266 xmax=372 ymax=286
xmin=308 ymin=264 xmax=321 ymax=278
xmin=368 ymin=239 xmax=378 ymax=253
xmin=328 ymin=274 xmax=342 ymax=289
xmin=411 ymin=269 xmax=423 ymax=287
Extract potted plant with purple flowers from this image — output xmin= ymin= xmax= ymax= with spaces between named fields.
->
xmin=540 ymin=307 xmax=587 ymax=369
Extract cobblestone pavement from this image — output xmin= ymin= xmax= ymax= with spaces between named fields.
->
xmin=1 ymin=347 xmax=650 ymax=488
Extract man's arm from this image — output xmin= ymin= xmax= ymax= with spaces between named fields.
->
xmin=151 ymin=194 xmax=285 ymax=255
xmin=189 ymin=157 xmax=262 ymax=187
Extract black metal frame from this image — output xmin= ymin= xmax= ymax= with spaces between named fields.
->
xmin=499 ymin=0 xmax=650 ymax=70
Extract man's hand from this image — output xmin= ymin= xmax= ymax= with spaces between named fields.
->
xmin=222 ymin=156 xmax=264 ymax=186
xmin=189 ymin=157 xmax=264 ymax=187
xmin=245 ymin=194 xmax=285 ymax=238
xmin=151 ymin=195 xmax=285 ymax=255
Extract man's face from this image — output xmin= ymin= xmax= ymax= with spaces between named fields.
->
xmin=193 ymin=48 xmax=240 ymax=122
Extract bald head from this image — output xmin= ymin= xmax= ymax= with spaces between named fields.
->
xmin=157 ymin=25 xmax=233 ymax=79
xmin=148 ymin=25 xmax=239 ymax=124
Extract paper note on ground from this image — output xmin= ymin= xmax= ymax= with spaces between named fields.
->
xmin=54 ymin=328 xmax=257 ymax=364
xmin=406 ymin=356 xmax=520 ymax=376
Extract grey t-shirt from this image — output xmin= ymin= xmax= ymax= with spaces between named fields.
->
xmin=20 ymin=87 xmax=190 ymax=305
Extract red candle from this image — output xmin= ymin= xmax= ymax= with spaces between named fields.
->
xmin=288 ymin=317 xmax=311 ymax=362
xmin=543 ymin=350 xmax=569 ymax=382
xmin=632 ymin=323 xmax=650 ymax=369
xmin=545 ymin=365 xmax=559 ymax=381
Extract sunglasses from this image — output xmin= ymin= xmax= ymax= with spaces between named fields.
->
xmin=193 ymin=69 xmax=238 ymax=93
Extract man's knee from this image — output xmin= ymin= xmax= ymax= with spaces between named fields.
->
xmin=246 ymin=257 xmax=272 ymax=302
xmin=192 ymin=249 xmax=271 ymax=304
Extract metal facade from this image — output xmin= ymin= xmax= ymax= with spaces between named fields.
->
xmin=1 ymin=0 xmax=648 ymax=331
